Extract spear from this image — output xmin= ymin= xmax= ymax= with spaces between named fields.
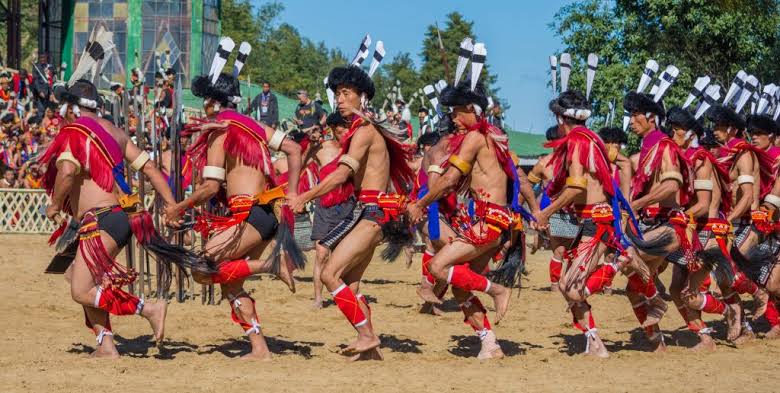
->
xmin=435 ymin=21 xmax=451 ymax=82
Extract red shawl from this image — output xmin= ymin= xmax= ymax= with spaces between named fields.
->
xmin=39 ymin=117 xmax=124 ymax=213
xmin=631 ymin=134 xmax=693 ymax=205
xmin=339 ymin=115 xmax=414 ymax=195
xmin=185 ymin=108 xmax=274 ymax=182
xmin=687 ymin=146 xmax=732 ymax=214
xmin=544 ymin=126 xmax=614 ymax=198
xmin=720 ymin=137 xmax=775 ymax=198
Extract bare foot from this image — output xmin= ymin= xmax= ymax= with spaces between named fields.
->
xmin=477 ymin=331 xmax=505 ymax=360
xmin=691 ymin=334 xmax=716 ymax=352
xmin=240 ymin=350 xmax=272 ymax=361
xmin=643 ymin=296 xmax=668 ymax=327
xmin=550 ymin=283 xmax=560 ymax=293
xmin=311 ymin=299 xmax=323 ymax=310
xmin=751 ymin=288 xmax=769 ymax=319
xmin=725 ymin=304 xmax=742 ymax=341
xmin=648 ymin=328 xmax=666 ymax=352
xmin=90 ymin=345 xmax=120 ymax=359
xmin=734 ymin=329 xmax=755 ymax=345
xmin=488 ymin=284 xmax=512 ymax=324
xmin=765 ymin=325 xmax=780 ymax=339
xmin=277 ymin=256 xmax=296 ymax=293
xmin=348 ymin=347 xmax=384 ymax=361
xmin=142 ymin=301 xmax=167 ymax=347
xmin=585 ymin=332 xmax=609 ymax=359
xmin=416 ymin=285 xmax=443 ymax=305
xmin=342 ymin=334 xmax=381 ymax=355
xmin=418 ymin=302 xmax=444 ymax=316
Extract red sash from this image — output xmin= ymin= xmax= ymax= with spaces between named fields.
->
xmin=544 ymin=126 xmax=614 ymax=198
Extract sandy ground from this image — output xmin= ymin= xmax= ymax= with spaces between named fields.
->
xmin=2 ymin=234 xmax=780 ymax=393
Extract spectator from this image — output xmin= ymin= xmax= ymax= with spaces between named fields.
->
xmin=294 ymin=89 xmax=326 ymax=131
xmin=396 ymin=99 xmax=412 ymax=123
xmin=246 ymin=81 xmax=279 ymax=127
xmin=31 ymin=53 xmax=53 ymax=113
xmin=0 ymin=71 xmax=11 ymax=101
xmin=488 ymin=102 xmax=504 ymax=129
xmin=418 ymin=107 xmax=432 ymax=135
xmin=0 ymin=168 xmax=17 ymax=188
xmin=12 ymin=69 xmax=33 ymax=101
xmin=22 ymin=162 xmax=43 ymax=189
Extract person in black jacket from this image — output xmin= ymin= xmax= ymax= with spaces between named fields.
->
xmin=245 ymin=81 xmax=279 ymax=127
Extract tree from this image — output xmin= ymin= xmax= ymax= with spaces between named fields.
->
xmin=419 ymin=12 xmax=499 ymax=99
xmin=551 ymin=0 xmax=780 ymax=153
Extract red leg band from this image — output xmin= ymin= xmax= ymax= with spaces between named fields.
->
xmin=96 ymin=287 xmax=143 ymax=316
xmin=626 ymin=274 xmax=647 ymax=294
xmin=733 ymin=274 xmax=759 ymax=295
xmin=632 ymin=301 xmax=648 ymax=325
xmin=212 ymin=259 xmax=252 ymax=284
xmin=332 ymin=284 xmax=367 ymax=327
xmin=644 ymin=275 xmax=658 ymax=298
xmin=676 ymin=305 xmax=690 ymax=325
xmin=422 ymin=251 xmax=435 ymax=285
xmin=229 ymin=294 xmax=259 ymax=332
xmin=357 ymin=293 xmax=371 ymax=319
xmin=700 ymin=293 xmax=726 ymax=315
xmin=549 ymin=258 xmax=562 ymax=284
xmin=723 ymin=292 xmax=740 ymax=305
xmin=447 ymin=265 xmax=490 ymax=292
xmin=585 ymin=263 xmax=616 ymax=295
xmin=765 ymin=301 xmax=780 ymax=327
xmin=699 ymin=275 xmax=712 ymax=293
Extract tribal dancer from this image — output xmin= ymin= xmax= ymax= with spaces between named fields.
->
xmin=309 ymin=112 xmax=355 ymax=309
xmin=664 ymin=107 xmax=736 ymax=350
xmin=409 ymin=74 xmax=526 ymax=360
xmin=290 ymin=63 xmax=415 ymax=361
xmin=527 ymin=127 xmax=576 ymax=291
xmin=42 ymin=78 xmax=212 ymax=358
xmin=534 ymin=91 xmax=630 ymax=358
xmin=710 ymin=104 xmax=773 ymax=343
xmin=173 ymin=41 xmax=304 ymax=360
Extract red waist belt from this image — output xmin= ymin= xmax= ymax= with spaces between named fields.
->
xmin=574 ymin=203 xmax=613 ymax=224
xmin=642 ymin=206 xmax=673 ymax=220
xmin=358 ymin=190 xmax=407 ymax=221
xmin=453 ymin=200 xmax=519 ymax=246
xmin=194 ymin=194 xmax=256 ymax=236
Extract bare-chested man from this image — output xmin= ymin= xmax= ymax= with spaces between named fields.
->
xmin=173 ymin=70 xmax=302 ymax=360
xmin=534 ymin=91 xmax=630 ymax=358
xmin=408 ymin=80 xmax=522 ymax=360
xmin=309 ymin=112 xmax=355 ymax=309
xmin=290 ymin=65 xmax=414 ymax=361
xmin=664 ymin=107 xmax=737 ymax=350
xmin=41 ymin=80 xmax=210 ymax=358
xmin=710 ymin=105 xmax=773 ymax=343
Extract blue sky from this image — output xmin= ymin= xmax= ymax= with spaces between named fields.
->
xmin=258 ymin=0 xmax=572 ymax=133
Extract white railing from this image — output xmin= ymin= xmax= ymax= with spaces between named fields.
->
xmin=0 ymin=189 xmax=156 ymax=234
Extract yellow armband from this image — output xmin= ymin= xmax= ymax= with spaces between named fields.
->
xmin=566 ymin=176 xmax=587 ymax=189
xmin=56 ymin=152 xmax=81 ymax=175
xmin=338 ymin=155 xmax=361 ymax=174
xmin=607 ymin=145 xmax=618 ymax=163
xmin=448 ymin=154 xmax=472 ymax=175
xmin=527 ymin=172 xmax=542 ymax=184
xmin=659 ymin=171 xmax=683 ymax=184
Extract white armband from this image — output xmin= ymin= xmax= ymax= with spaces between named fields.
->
xmin=56 ymin=151 xmax=81 ymax=175
xmin=737 ymin=175 xmax=755 ymax=185
xmin=693 ymin=179 xmax=713 ymax=191
xmin=202 ymin=166 xmax=226 ymax=181
xmin=338 ymin=155 xmax=360 ymax=174
xmin=268 ymin=130 xmax=287 ymax=151
xmin=659 ymin=171 xmax=683 ymax=184
xmin=765 ymin=194 xmax=780 ymax=209
xmin=130 ymin=151 xmax=151 ymax=171
xmin=427 ymin=165 xmax=444 ymax=175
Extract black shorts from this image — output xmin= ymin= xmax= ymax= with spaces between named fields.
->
xmin=246 ymin=204 xmax=278 ymax=240
xmin=311 ymin=198 xmax=356 ymax=241
xmin=96 ymin=207 xmax=131 ymax=249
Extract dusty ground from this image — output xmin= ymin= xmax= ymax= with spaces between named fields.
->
xmin=2 ymin=234 xmax=780 ymax=392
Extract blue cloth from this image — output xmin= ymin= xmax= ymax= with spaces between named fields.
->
xmin=417 ymin=184 xmax=441 ymax=241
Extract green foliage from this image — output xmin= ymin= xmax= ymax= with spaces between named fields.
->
xmin=551 ymin=0 xmax=780 ymax=151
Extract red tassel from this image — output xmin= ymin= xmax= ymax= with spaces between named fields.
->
xmin=545 ymin=127 xmax=614 ymax=198
xmin=48 ymin=222 xmax=66 ymax=246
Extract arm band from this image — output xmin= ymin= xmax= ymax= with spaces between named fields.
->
xmin=765 ymin=194 xmax=780 ymax=209
xmin=427 ymin=165 xmax=444 ymax=175
xmin=659 ymin=171 xmax=683 ymax=184
xmin=448 ymin=154 xmax=472 ymax=175
xmin=202 ymin=166 xmax=226 ymax=181
xmin=527 ymin=172 xmax=542 ymax=184
xmin=737 ymin=175 xmax=755 ymax=185
xmin=693 ymin=179 xmax=713 ymax=191
xmin=56 ymin=152 xmax=81 ymax=175
xmin=268 ymin=130 xmax=286 ymax=151
xmin=565 ymin=176 xmax=587 ymax=189
xmin=338 ymin=155 xmax=360 ymax=174
xmin=130 ymin=151 xmax=151 ymax=171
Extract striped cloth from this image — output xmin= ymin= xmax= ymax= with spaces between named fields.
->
xmin=320 ymin=204 xmax=366 ymax=250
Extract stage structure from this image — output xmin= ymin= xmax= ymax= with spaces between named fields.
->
xmin=38 ymin=0 xmax=221 ymax=89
